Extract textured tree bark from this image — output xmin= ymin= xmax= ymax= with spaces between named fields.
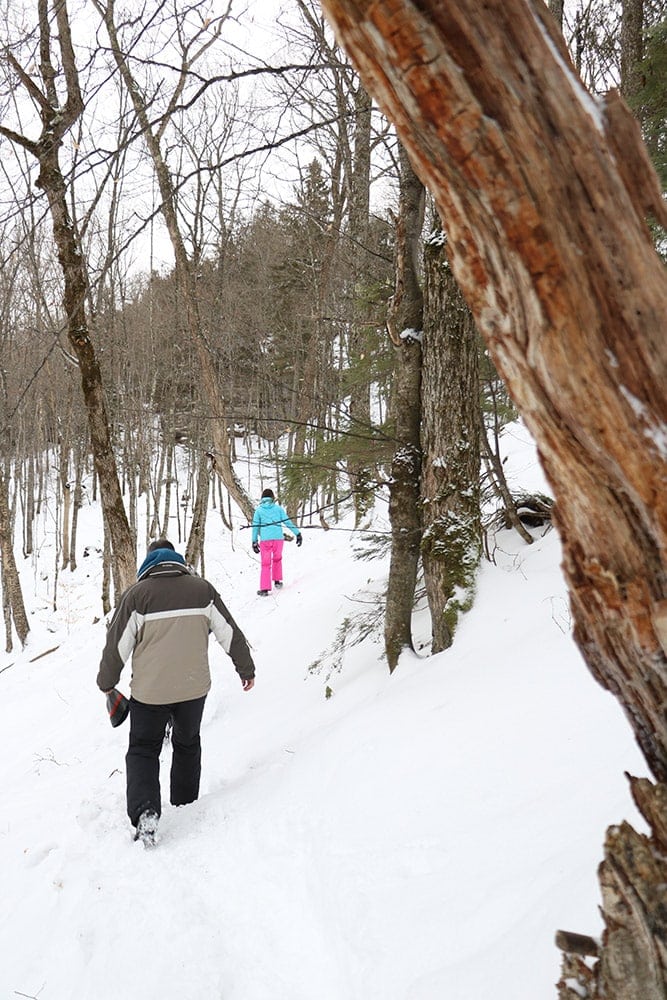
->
xmin=384 ymin=145 xmax=424 ymax=672
xmin=621 ymin=0 xmax=645 ymax=101
xmin=548 ymin=0 xmax=564 ymax=29
xmin=59 ymin=439 xmax=71 ymax=571
xmin=320 ymin=0 xmax=667 ymax=784
xmin=0 ymin=467 xmax=29 ymax=648
xmin=319 ymin=0 xmax=667 ymax=994
xmin=421 ymin=230 xmax=481 ymax=653
xmin=557 ymin=776 xmax=667 ymax=1000
xmin=185 ymin=454 xmax=211 ymax=572
xmin=347 ymin=83 xmax=375 ymax=524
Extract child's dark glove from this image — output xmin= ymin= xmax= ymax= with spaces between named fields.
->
xmin=252 ymin=541 xmax=260 ymax=554
xmin=296 ymin=533 xmax=303 ymax=547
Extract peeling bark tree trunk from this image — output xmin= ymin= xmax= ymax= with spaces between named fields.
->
xmin=319 ymin=0 xmax=667 ymax=995
xmin=557 ymin=775 xmax=667 ymax=1000
xmin=384 ymin=145 xmax=424 ymax=672
xmin=421 ymin=228 xmax=481 ymax=653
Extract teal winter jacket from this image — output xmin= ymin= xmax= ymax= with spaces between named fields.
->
xmin=251 ymin=498 xmax=300 ymax=543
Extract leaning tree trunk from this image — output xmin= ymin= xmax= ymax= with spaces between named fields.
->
xmin=36 ymin=156 xmax=136 ymax=593
xmin=0 ymin=0 xmax=136 ymax=593
xmin=384 ymin=144 xmax=424 ymax=672
xmin=421 ymin=227 xmax=481 ymax=654
xmin=320 ymin=0 xmax=667 ymax=996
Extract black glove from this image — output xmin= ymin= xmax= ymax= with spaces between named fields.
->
xmin=296 ymin=533 xmax=303 ymax=547
xmin=252 ymin=541 xmax=260 ymax=554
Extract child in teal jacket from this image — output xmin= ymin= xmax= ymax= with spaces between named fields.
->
xmin=251 ymin=488 xmax=302 ymax=595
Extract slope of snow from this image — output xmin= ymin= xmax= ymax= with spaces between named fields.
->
xmin=0 ymin=423 xmax=647 ymax=999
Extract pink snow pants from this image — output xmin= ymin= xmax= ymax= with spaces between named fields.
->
xmin=259 ymin=539 xmax=284 ymax=591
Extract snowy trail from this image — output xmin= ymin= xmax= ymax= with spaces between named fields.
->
xmin=0 ymin=429 xmax=650 ymax=1000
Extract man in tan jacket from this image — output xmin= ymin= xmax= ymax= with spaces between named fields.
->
xmin=98 ymin=538 xmax=255 ymax=845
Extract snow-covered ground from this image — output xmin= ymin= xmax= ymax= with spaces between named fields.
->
xmin=0 ymin=423 xmax=647 ymax=1000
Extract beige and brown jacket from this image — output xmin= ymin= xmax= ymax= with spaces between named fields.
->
xmin=97 ymin=561 xmax=255 ymax=704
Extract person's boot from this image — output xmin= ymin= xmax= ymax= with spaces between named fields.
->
xmin=134 ymin=808 xmax=159 ymax=848
xmin=257 ymin=589 xmax=270 ymax=596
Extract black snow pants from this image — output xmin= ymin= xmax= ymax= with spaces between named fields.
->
xmin=126 ymin=695 xmax=207 ymax=827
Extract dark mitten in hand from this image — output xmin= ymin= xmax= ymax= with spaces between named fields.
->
xmin=252 ymin=541 xmax=260 ymax=554
xmin=296 ymin=533 xmax=303 ymax=547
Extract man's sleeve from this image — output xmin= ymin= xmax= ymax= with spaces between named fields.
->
xmin=96 ymin=590 xmax=138 ymax=692
xmin=209 ymin=587 xmax=256 ymax=680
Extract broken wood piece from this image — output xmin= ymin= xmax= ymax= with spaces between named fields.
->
xmin=555 ymin=929 xmax=600 ymax=957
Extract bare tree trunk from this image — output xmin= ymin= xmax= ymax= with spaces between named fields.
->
xmin=59 ymin=438 xmax=71 ymax=570
xmin=319 ymin=1 xmax=667 ymax=995
xmin=621 ymin=0 xmax=644 ymax=102
xmin=185 ymin=454 xmax=211 ymax=571
xmin=0 ymin=467 xmax=28 ymax=647
xmin=347 ymin=83 xmax=374 ymax=523
xmin=125 ymin=435 xmax=138 ymax=550
xmin=0 ymin=0 xmax=135 ymax=591
xmin=24 ymin=455 xmax=34 ymax=557
xmin=163 ymin=443 xmax=175 ymax=541
xmin=149 ymin=436 xmax=168 ymax=541
xmin=1 ymin=561 xmax=12 ymax=653
xmin=480 ymin=424 xmax=534 ymax=546
xmin=548 ymin=0 xmax=564 ymax=30
xmin=101 ymin=515 xmax=112 ymax=617
xmin=69 ymin=445 xmax=84 ymax=572
xmin=384 ymin=145 xmax=424 ymax=672
xmin=96 ymin=0 xmax=253 ymax=523
xmin=421 ymin=228 xmax=482 ymax=653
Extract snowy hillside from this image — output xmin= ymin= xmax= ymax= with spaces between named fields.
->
xmin=0 ymin=423 xmax=647 ymax=1000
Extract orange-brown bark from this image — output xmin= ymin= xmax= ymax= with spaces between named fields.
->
xmin=320 ymin=0 xmax=667 ymax=780
xmin=318 ymin=3 xmax=667 ymax=994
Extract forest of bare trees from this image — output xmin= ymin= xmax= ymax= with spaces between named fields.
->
xmin=0 ymin=1 xmax=664 ymax=995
